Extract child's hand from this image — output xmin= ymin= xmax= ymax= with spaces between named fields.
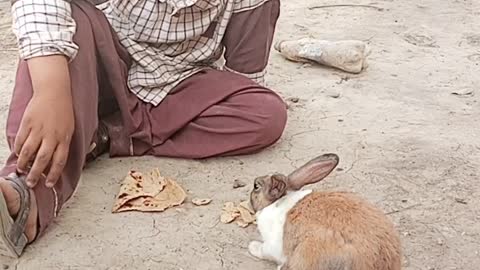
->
xmin=14 ymin=55 xmax=75 ymax=188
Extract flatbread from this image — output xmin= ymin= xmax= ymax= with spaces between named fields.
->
xmin=237 ymin=204 xmax=255 ymax=224
xmin=220 ymin=201 xmax=256 ymax=227
xmin=221 ymin=211 xmax=240 ymax=224
xmin=220 ymin=202 xmax=240 ymax=223
xmin=239 ymin=200 xmax=255 ymax=214
xmin=223 ymin=202 xmax=238 ymax=213
xmin=112 ymin=169 xmax=166 ymax=212
xmin=112 ymin=169 xmax=186 ymax=213
xmin=192 ymin=198 xmax=212 ymax=206
xmin=236 ymin=219 xmax=250 ymax=228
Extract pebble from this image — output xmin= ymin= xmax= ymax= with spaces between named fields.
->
xmin=233 ymin=179 xmax=247 ymax=189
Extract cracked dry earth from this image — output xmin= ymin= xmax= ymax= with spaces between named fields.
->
xmin=1 ymin=0 xmax=480 ymax=269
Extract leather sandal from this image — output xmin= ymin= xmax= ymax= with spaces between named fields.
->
xmin=0 ymin=173 xmax=31 ymax=258
xmin=86 ymin=121 xmax=110 ymax=163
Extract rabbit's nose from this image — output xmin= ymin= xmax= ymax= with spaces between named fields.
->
xmin=320 ymin=153 xmax=339 ymax=162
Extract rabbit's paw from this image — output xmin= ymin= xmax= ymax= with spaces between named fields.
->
xmin=248 ymin=241 xmax=264 ymax=259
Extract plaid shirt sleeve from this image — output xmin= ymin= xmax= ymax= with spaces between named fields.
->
xmin=11 ymin=0 xmax=79 ymax=60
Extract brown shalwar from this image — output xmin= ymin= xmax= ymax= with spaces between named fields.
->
xmin=0 ymin=0 xmax=286 ymax=237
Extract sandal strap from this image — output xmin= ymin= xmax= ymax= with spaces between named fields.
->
xmin=4 ymin=173 xmax=31 ymax=245
xmin=86 ymin=121 xmax=109 ymax=163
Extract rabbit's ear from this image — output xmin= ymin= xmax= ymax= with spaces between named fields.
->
xmin=287 ymin=154 xmax=339 ymax=190
xmin=265 ymin=174 xmax=288 ymax=201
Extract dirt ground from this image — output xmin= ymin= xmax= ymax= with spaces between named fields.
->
xmin=1 ymin=0 xmax=479 ymax=269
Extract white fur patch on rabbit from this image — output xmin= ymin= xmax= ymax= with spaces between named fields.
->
xmin=249 ymin=189 xmax=312 ymax=265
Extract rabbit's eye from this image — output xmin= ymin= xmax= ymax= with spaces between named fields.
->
xmin=254 ymin=182 xmax=261 ymax=191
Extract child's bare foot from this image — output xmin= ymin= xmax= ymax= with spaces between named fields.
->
xmin=0 ymin=178 xmax=38 ymax=242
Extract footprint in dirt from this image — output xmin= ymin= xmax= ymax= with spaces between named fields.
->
xmin=467 ymin=53 xmax=480 ymax=63
xmin=285 ymin=97 xmax=305 ymax=110
xmin=402 ymin=26 xmax=438 ymax=48
xmin=463 ymin=34 xmax=480 ymax=47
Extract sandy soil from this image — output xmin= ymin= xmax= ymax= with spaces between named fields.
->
xmin=1 ymin=0 xmax=479 ymax=269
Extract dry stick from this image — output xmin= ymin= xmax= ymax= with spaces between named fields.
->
xmin=386 ymin=203 xmax=421 ymax=215
xmin=309 ymin=4 xmax=384 ymax=12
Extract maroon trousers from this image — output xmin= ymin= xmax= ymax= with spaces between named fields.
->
xmin=0 ymin=0 xmax=286 ymax=237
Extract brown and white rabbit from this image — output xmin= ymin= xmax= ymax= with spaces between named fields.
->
xmin=248 ymin=153 xmax=402 ymax=270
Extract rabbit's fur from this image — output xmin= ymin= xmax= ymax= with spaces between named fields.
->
xmin=248 ymin=154 xmax=402 ymax=270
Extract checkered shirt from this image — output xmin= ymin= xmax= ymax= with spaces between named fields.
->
xmin=11 ymin=0 xmax=269 ymax=105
